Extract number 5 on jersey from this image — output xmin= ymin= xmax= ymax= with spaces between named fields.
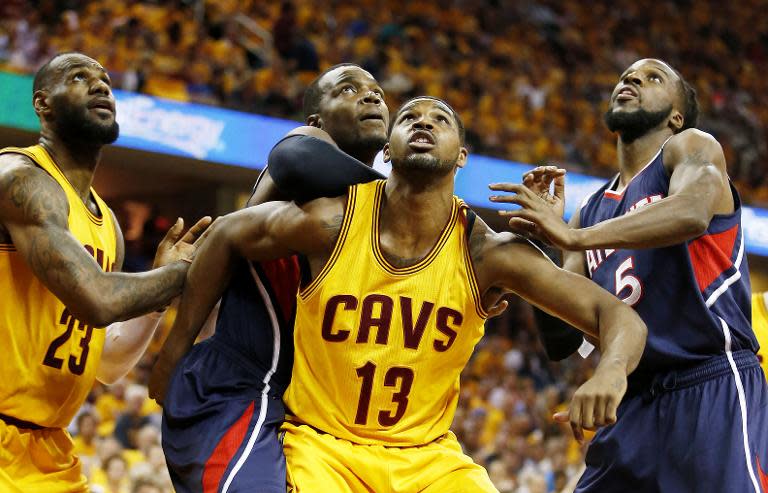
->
xmin=615 ymin=257 xmax=642 ymax=306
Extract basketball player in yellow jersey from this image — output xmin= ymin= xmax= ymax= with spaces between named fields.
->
xmin=754 ymin=292 xmax=768 ymax=378
xmin=165 ymin=96 xmax=647 ymax=492
xmin=0 ymin=53 xmax=210 ymax=493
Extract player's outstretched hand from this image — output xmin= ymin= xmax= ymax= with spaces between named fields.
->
xmin=152 ymin=216 xmax=213 ymax=268
xmin=523 ymin=165 xmax=566 ymax=217
xmin=489 ymin=169 xmax=575 ymax=249
xmin=552 ymin=363 xmax=627 ymax=444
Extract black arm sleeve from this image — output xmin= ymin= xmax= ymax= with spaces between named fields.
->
xmin=267 ymin=135 xmax=385 ymax=203
xmin=533 ymin=308 xmax=585 ymax=361
xmin=531 ymin=242 xmax=585 ymax=361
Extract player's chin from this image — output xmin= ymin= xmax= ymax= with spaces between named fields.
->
xmin=358 ymin=129 xmax=388 ymax=148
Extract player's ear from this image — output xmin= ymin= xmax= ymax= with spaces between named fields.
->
xmin=455 ymin=147 xmax=468 ymax=169
xmin=382 ymin=143 xmax=391 ymax=163
xmin=33 ymin=90 xmax=51 ymax=117
xmin=306 ymin=114 xmax=323 ymax=129
xmin=669 ymin=109 xmax=684 ymax=132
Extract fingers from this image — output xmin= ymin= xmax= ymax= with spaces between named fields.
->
xmin=605 ymin=395 xmax=618 ymax=425
xmin=488 ymin=182 xmax=524 ymax=193
xmin=569 ymin=399 xmax=584 ymax=444
xmin=552 ymin=411 xmax=570 ymax=423
xmin=593 ymin=394 xmax=606 ymax=428
xmin=505 ymin=218 xmax=537 ymax=235
xmin=486 ymin=299 xmax=508 ymax=318
xmin=161 ymin=218 xmax=185 ymax=245
xmin=180 ymin=216 xmax=213 ymax=244
xmin=553 ymin=173 xmax=566 ymax=200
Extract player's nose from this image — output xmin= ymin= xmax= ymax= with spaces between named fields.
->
xmin=361 ymin=90 xmax=381 ymax=105
xmin=90 ymin=78 xmax=111 ymax=96
xmin=622 ymin=71 xmax=642 ymax=86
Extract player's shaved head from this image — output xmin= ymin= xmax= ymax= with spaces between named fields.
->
xmin=303 ymin=63 xmax=362 ymax=119
xmin=33 ymin=52 xmax=105 ymax=93
xmin=394 ymin=96 xmax=465 ymax=145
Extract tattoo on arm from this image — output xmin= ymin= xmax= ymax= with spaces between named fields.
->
xmin=1 ymin=164 xmax=185 ymax=325
xmin=322 ymin=213 xmax=344 ymax=246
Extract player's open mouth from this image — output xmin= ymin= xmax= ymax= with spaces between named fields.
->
xmin=408 ymin=130 xmax=435 ymax=150
xmin=360 ymin=113 xmax=385 ymax=124
xmin=616 ymin=86 xmax=638 ymax=101
xmin=88 ymin=99 xmax=115 ymax=113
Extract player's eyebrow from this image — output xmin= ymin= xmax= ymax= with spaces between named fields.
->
xmin=60 ymin=61 xmax=108 ymax=76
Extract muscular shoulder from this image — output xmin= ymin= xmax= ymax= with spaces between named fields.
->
xmin=0 ymin=152 xmax=69 ymax=227
xmin=469 ymin=215 xmax=542 ymax=273
xmin=663 ymin=129 xmax=724 ymax=170
xmin=295 ymin=195 xmax=348 ymax=249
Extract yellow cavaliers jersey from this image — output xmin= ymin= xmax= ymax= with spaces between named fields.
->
xmin=753 ymin=292 xmax=768 ymax=378
xmin=0 ymin=145 xmax=116 ymax=428
xmin=284 ymin=180 xmax=488 ymax=446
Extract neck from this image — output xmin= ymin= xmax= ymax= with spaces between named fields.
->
xmin=381 ymin=168 xmax=455 ymax=244
xmin=615 ymin=128 xmax=673 ymax=187
xmin=350 ymin=147 xmax=379 ymax=167
xmin=39 ymin=128 xmax=102 ymax=201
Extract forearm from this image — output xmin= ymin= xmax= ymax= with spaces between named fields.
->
xmin=156 ymin=226 xmax=235 ymax=366
xmin=96 ymin=311 xmax=165 ymax=384
xmin=91 ymin=262 xmax=187 ymax=325
xmin=571 ymin=195 xmax=708 ymax=250
xmin=595 ymin=305 xmax=646 ymax=376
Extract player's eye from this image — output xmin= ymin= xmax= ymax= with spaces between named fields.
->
xmin=72 ymin=73 xmax=87 ymax=82
xmin=437 ymin=115 xmax=449 ymax=124
xmin=649 ymin=74 xmax=662 ymax=83
xmin=342 ymin=86 xmax=356 ymax=94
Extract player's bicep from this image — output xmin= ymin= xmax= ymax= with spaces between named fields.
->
xmin=0 ymin=164 xmax=107 ymax=314
xmin=666 ymin=130 xmax=730 ymax=215
xmin=222 ymin=199 xmax=340 ymax=261
xmin=493 ymin=243 xmax=609 ymax=338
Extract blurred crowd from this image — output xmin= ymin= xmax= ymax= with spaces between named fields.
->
xmin=1 ymin=0 xmax=767 ymax=204
xmin=2 ymin=0 xmax=763 ymax=491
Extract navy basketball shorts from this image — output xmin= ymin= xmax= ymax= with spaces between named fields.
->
xmin=161 ymin=340 xmax=286 ymax=493
xmin=576 ymin=350 xmax=768 ymax=493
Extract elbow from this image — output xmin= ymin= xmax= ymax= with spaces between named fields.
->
xmin=96 ymin=366 xmax=122 ymax=385
xmin=682 ymin=213 xmax=710 ymax=238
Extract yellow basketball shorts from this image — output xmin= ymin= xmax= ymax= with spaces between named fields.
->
xmin=0 ymin=420 xmax=87 ymax=493
xmin=282 ymin=421 xmax=498 ymax=493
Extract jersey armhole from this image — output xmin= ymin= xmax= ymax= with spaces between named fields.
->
xmin=297 ymin=186 xmax=357 ymax=300
xmin=461 ymin=206 xmax=489 ymax=319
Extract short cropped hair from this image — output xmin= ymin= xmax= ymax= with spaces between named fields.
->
xmin=302 ymin=63 xmax=360 ymax=119
xmin=393 ymin=96 xmax=466 ymax=145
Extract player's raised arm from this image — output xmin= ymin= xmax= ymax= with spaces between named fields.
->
xmin=471 ymin=219 xmax=647 ymax=441
xmin=149 ymin=196 xmax=345 ymax=403
xmin=0 ymin=155 xmax=199 ymax=327
xmin=489 ymin=129 xmax=732 ymax=251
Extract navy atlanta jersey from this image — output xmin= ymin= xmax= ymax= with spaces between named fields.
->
xmin=580 ymin=145 xmax=756 ymax=374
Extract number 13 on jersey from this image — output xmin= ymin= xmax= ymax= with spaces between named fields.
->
xmin=355 ymin=362 xmax=415 ymax=426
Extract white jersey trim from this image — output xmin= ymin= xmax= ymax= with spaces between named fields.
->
xmin=705 ymin=227 xmax=744 ymax=308
xmin=220 ymin=262 xmax=282 ymax=493
xmin=719 ymin=317 xmax=761 ymax=493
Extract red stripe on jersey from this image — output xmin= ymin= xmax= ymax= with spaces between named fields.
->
xmin=758 ymin=456 xmax=768 ymax=493
xmin=259 ymin=256 xmax=301 ymax=324
xmin=202 ymin=402 xmax=255 ymax=493
xmin=687 ymin=225 xmax=739 ymax=292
